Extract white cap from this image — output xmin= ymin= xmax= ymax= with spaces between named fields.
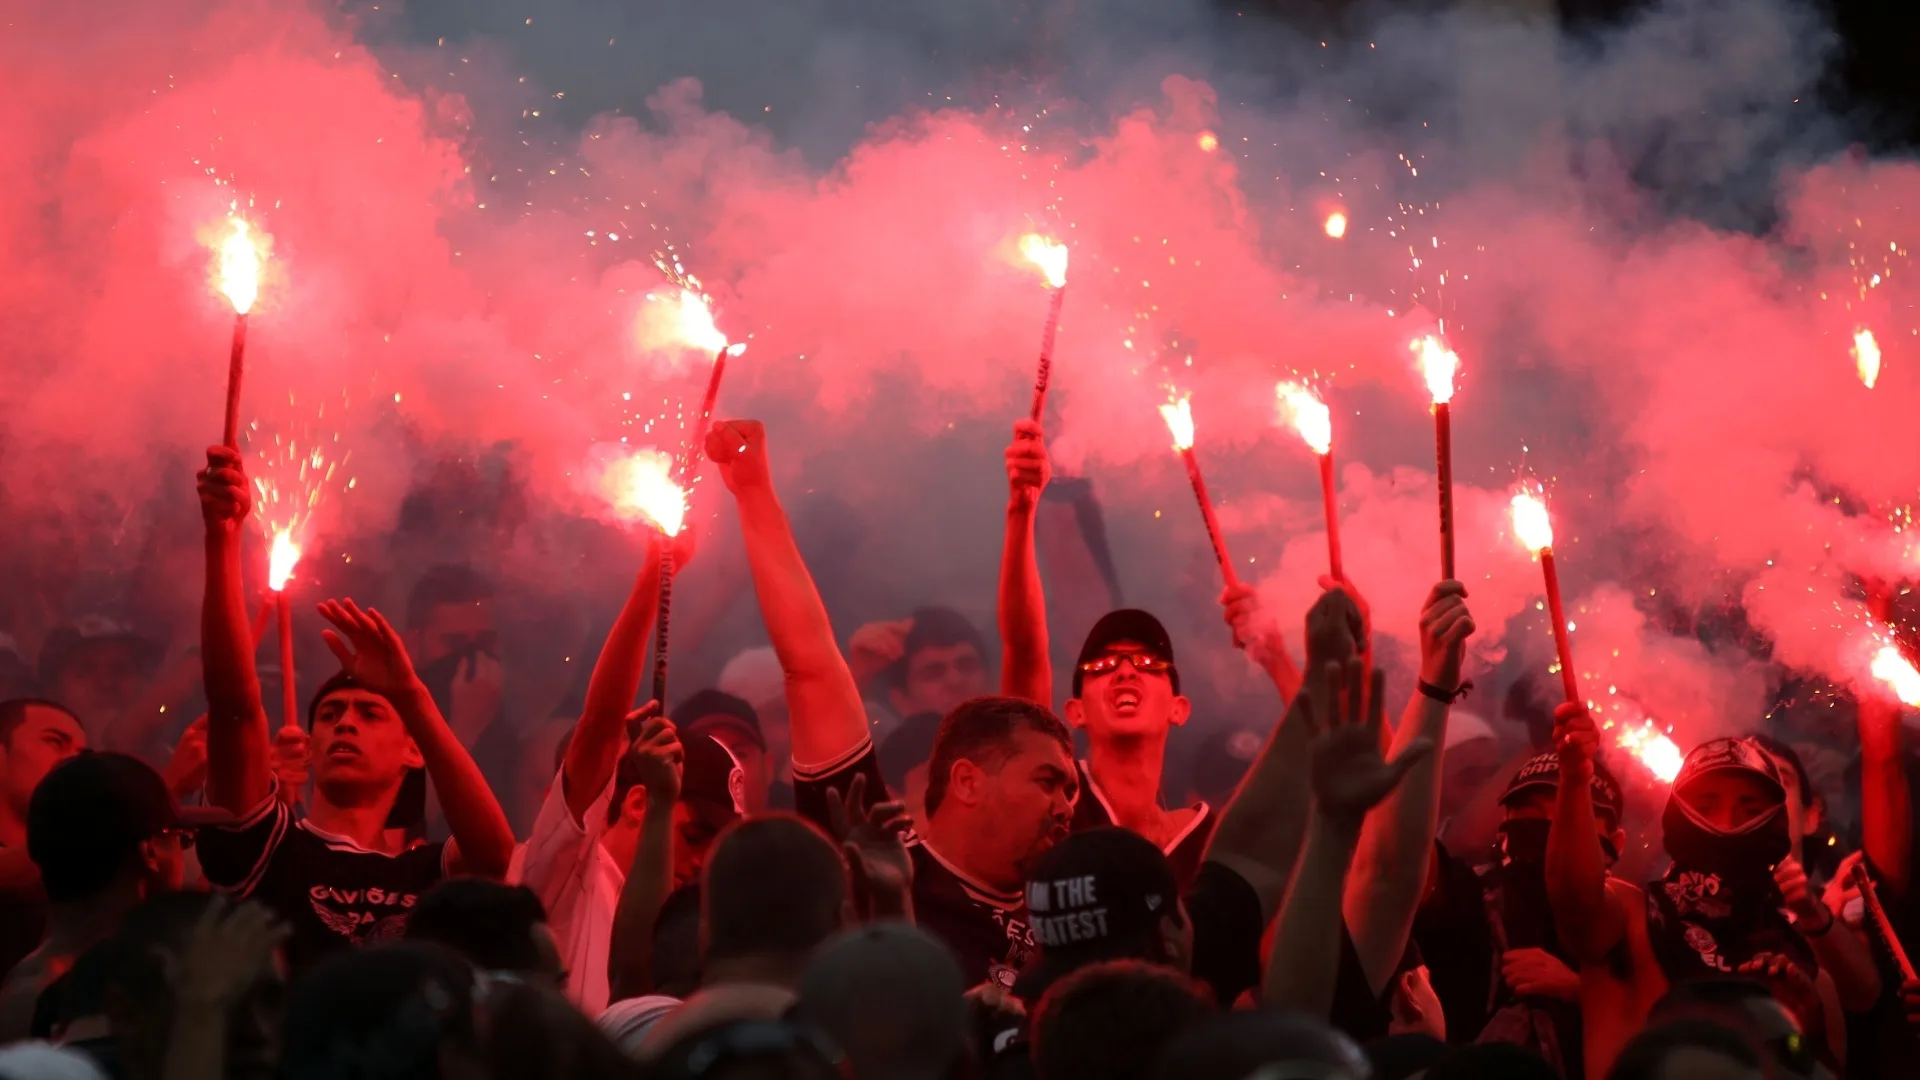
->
xmin=719 ymin=647 xmax=784 ymax=713
xmin=1443 ymin=710 xmax=1495 ymax=751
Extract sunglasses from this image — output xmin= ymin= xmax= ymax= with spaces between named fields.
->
xmin=1077 ymin=651 xmax=1173 ymax=676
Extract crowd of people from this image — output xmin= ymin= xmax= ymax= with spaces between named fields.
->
xmin=0 ymin=415 xmax=1916 ymax=1080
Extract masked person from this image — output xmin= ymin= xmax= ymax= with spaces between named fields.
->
xmin=1416 ymin=751 xmax=1627 ymax=1077
xmin=1546 ymin=708 xmax=1873 ymax=1077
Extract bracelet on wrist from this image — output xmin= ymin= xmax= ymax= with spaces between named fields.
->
xmin=1418 ymin=679 xmax=1472 ymax=705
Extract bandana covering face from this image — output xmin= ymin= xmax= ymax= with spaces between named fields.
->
xmin=1648 ymin=737 xmax=1812 ymax=980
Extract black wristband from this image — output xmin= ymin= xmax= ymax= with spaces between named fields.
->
xmin=1418 ymin=679 xmax=1472 ymax=704
xmin=1802 ymin=908 xmax=1837 ymax=937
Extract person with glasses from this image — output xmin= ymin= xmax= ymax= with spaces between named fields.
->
xmin=1061 ymin=610 xmax=1214 ymax=885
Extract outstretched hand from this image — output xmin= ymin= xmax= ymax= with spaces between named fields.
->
xmin=162 ymin=898 xmax=289 ymax=1008
xmin=825 ymin=772 xmax=915 ymax=907
xmin=1005 ymin=420 xmax=1051 ymax=509
xmin=1302 ymin=659 xmax=1433 ymax=826
xmin=316 ymin=599 xmax=422 ymax=700
xmin=705 ymin=419 xmax=770 ymax=494
xmin=197 ymin=447 xmax=253 ymax=528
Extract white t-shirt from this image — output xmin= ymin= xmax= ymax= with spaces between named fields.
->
xmin=515 ymin=771 xmax=625 ymax=1016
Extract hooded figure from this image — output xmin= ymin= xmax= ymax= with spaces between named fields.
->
xmin=1646 ymin=737 xmax=1812 ymax=982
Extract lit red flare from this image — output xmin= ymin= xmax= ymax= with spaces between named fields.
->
xmin=1275 ymin=382 xmax=1332 ymax=455
xmin=1020 ymin=234 xmax=1069 ymax=289
xmin=267 ymin=529 xmax=301 ymax=592
xmin=655 ymin=288 xmax=743 ymax=357
xmin=1854 ymin=327 xmax=1882 ymax=389
xmin=1323 ymin=212 xmax=1348 ymax=240
xmin=608 ymin=450 xmax=689 ymax=537
xmin=1511 ymin=491 xmax=1555 ymax=553
xmin=1615 ymin=720 xmax=1683 ymax=783
xmin=1413 ymin=335 xmax=1460 ymax=405
xmin=1158 ymin=395 xmax=1196 ymax=451
xmin=1871 ymin=644 xmax=1920 ymax=706
xmin=214 ymin=217 xmax=267 ymax=315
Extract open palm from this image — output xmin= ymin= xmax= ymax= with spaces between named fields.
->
xmin=1302 ymin=660 xmax=1432 ymax=825
xmin=317 ymin=599 xmax=420 ymax=697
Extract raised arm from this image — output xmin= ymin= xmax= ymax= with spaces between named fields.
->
xmin=316 ymin=599 xmax=514 ymax=878
xmin=1546 ymin=702 xmax=1627 ymax=963
xmin=706 ymin=420 xmax=867 ymax=766
xmin=564 ymin=537 xmax=670 ymax=822
xmin=1346 ymin=581 xmax=1473 ymax=993
xmin=1265 ymin=661 xmax=1432 ymax=1015
xmin=998 ymin=420 xmax=1052 ymax=706
xmin=1205 ymin=587 xmax=1361 ymax=921
xmin=197 ymin=447 xmax=273 ymax=816
xmin=608 ymin=714 xmax=681 ymax=1003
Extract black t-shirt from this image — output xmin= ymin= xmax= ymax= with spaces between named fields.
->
xmin=1413 ymin=842 xmax=1496 ymax=1044
xmin=795 ymin=742 xmax=1035 ymax=989
xmin=197 ymin=793 xmax=449 ymax=973
xmin=0 ymin=845 xmax=45 ymax=983
xmin=1069 ymin=761 xmax=1216 ymax=887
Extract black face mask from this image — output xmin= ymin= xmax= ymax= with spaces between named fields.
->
xmin=1499 ymin=818 xmax=1552 ymax=870
xmin=1662 ymin=796 xmax=1791 ymax=891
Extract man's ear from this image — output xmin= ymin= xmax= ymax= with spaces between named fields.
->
xmin=1607 ymin=827 xmax=1628 ymax=862
xmin=621 ymin=784 xmax=651 ymax=823
xmin=1169 ymin=696 xmax=1192 ymax=728
xmin=948 ymin=758 xmax=987 ymax=808
xmin=1063 ymin=698 xmax=1087 ymax=730
xmin=1807 ymin=795 xmax=1826 ymax=835
xmin=402 ymin=739 xmax=425 ymax=771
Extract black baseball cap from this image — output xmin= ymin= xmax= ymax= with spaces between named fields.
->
xmin=27 ymin=753 xmax=209 ymax=902
xmin=1672 ymin=737 xmax=1786 ymax=802
xmin=1500 ymin=752 xmax=1624 ymax=819
xmin=1073 ymin=610 xmax=1180 ymax=697
xmin=673 ymin=690 xmax=766 ymax=754
xmin=1014 ymin=827 xmax=1180 ymax=1004
xmin=681 ymin=732 xmax=747 ymax=823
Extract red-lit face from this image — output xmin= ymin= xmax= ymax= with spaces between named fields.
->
xmin=671 ymin=802 xmax=734 ymax=888
xmin=0 ymin=705 xmax=86 ymax=817
xmin=891 ymin=643 xmax=988 ymax=720
xmin=311 ymin=689 xmax=420 ymax=798
xmin=1681 ymin=771 xmax=1781 ymax=832
xmin=1067 ymin=641 xmax=1189 ymax=742
xmin=959 ymin=729 xmax=1078 ymax=883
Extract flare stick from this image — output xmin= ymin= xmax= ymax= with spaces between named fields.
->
xmin=1541 ymin=549 xmax=1579 ymax=704
xmin=222 ymin=315 xmax=249 ymax=449
xmin=1028 ymin=285 xmax=1066 ymax=423
xmin=1318 ymin=452 xmax=1344 ymax=582
xmin=1436 ymin=402 xmax=1455 ymax=579
xmin=1179 ymin=448 xmax=1240 ymax=589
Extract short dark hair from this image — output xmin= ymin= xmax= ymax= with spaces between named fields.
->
xmin=405 ymin=879 xmax=550 ymax=974
xmin=280 ymin=944 xmax=481 ymax=1080
xmin=1032 ymin=961 xmax=1212 ymax=1080
xmin=888 ymin=607 xmax=987 ymax=690
xmin=0 ymin=698 xmax=80 ymax=746
xmin=1605 ymin=1018 xmax=1762 ymax=1080
xmin=652 ymin=884 xmax=705 ymax=998
xmin=405 ymin=564 xmax=493 ymax=630
xmin=703 ymin=815 xmax=847 ymax=965
xmin=1423 ymin=1043 xmax=1561 ymax=1080
xmin=1149 ymin=1009 xmax=1371 ymax=1080
xmin=924 ymin=697 xmax=1072 ymax=817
